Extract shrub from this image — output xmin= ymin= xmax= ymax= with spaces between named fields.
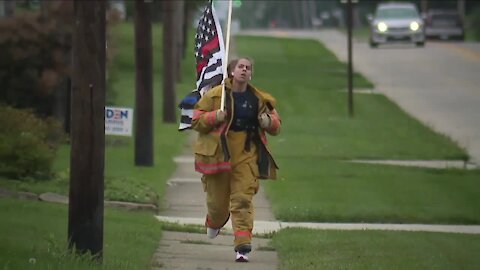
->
xmin=0 ymin=105 xmax=64 ymax=180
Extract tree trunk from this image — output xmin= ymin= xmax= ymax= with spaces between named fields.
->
xmin=68 ymin=0 xmax=106 ymax=260
xmin=134 ymin=0 xmax=153 ymax=167
xmin=162 ymin=0 xmax=176 ymax=123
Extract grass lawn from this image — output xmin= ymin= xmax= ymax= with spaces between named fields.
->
xmin=0 ymin=198 xmax=161 ymax=270
xmin=235 ymin=35 xmax=479 ymax=224
xmin=272 ymin=228 xmax=480 ymax=270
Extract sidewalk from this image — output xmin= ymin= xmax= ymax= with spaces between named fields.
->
xmin=152 ymin=133 xmax=279 ymax=269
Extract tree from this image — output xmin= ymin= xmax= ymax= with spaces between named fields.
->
xmin=134 ymin=0 xmax=153 ymax=166
xmin=68 ymin=0 xmax=106 ymax=260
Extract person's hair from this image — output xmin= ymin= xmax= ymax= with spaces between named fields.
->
xmin=227 ymin=57 xmax=254 ymax=78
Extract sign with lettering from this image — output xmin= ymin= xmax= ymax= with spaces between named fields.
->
xmin=105 ymin=107 xmax=133 ymax=136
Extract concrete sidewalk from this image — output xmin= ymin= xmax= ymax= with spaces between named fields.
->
xmin=152 ymin=133 xmax=279 ymax=269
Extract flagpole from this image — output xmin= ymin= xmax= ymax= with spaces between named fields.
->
xmin=220 ymin=0 xmax=233 ymax=112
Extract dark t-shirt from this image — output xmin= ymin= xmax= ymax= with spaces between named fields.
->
xmin=230 ymin=89 xmax=258 ymax=131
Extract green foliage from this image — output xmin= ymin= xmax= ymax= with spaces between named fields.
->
xmin=0 ymin=7 xmax=72 ymax=115
xmin=0 ymin=3 xmax=120 ymax=116
xmin=0 ymin=106 xmax=64 ymax=180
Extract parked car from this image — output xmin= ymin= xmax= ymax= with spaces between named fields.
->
xmin=368 ymin=2 xmax=425 ymax=48
xmin=425 ymin=9 xmax=465 ymax=41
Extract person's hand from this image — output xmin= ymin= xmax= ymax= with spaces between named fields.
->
xmin=258 ymin=113 xmax=271 ymax=129
xmin=216 ymin=110 xmax=227 ymax=123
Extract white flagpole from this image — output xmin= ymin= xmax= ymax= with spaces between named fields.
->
xmin=220 ymin=0 xmax=233 ymax=112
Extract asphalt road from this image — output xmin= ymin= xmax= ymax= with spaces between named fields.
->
xmin=239 ymin=29 xmax=480 ymax=165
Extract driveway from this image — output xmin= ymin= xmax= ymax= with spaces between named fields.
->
xmin=239 ymin=29 xmax=480 ymax=165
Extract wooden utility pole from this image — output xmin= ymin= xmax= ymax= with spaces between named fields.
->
xmin=68 ymin=1 xmax=106 ymax=259
xmin=134 ymin=0 xmax=153 ymax=166
xmin=162 ymin=0 xmax=176 ymax=123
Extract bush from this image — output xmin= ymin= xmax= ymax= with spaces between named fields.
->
xmin=0 ymin=7 xmax=72 ymax=116
xmin=0 ymin=105 xmax=64 ymax=180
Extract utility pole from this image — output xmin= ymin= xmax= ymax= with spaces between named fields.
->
xmin=162 ymin=0 xmax=176 ymax=123
xmin=341 ymin=0 xmax=356 ymax=117
xmin=68 ymin=0 xmax=106 ymax=260
xmin=134 ymin=0 xmax=153 ymax=166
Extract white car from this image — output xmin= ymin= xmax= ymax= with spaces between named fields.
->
xmin=369 ymin=2 xmax=425 ymax=48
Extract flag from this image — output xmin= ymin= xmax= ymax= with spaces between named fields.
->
xmin=178 ymin=0 xmax=226 ymax=131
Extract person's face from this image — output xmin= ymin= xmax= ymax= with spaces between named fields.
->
xmin=231 ymin=59 xmax=252 ymax=83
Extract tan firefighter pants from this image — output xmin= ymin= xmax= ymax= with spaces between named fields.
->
xmin=201 ymin=131 xmax=260 ymax=249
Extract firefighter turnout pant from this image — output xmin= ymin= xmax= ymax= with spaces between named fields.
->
xmin=202 ymin=131 xmax=260 ymax=249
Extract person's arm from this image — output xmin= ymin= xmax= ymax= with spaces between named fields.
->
xmin=191 ymin=94 xmax=225 ymax=134
xmin=259 ymin=108 xmax=281 ymax=136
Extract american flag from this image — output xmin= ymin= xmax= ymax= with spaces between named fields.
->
xmin=178 ymin=0 xmax=225 ymax=131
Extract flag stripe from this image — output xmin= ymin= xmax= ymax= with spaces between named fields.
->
xmin=178 ymin=0 xmax=225 ymax=131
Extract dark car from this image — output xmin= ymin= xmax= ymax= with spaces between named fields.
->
xmin=425 ymin=10 xmax=465 ymax=40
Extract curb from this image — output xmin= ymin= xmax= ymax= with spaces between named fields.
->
xmin=0 ymin=187 xmax=157 ymax=212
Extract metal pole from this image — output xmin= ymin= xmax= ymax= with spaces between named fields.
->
xmin=347 ymin=0 xmax=354 ymax=117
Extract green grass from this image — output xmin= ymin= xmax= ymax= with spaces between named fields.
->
xmin=237 ymin=35 xmax=466 ymax=160
xmin=264 ymin=161 xmax=480 ymax=224
xmin=0 ymin=197 xmax=161 ymax=270
xmin=235 ymin=35 xmax=479 ymax=224
xmin=272 ymin=228 xmax=480 ymax=270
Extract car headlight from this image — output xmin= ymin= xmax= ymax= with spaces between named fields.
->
xmin=377 ymin=22 xmax=388 ymax=32
xmin=410 ymin=21 xmax=420 ymax=31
